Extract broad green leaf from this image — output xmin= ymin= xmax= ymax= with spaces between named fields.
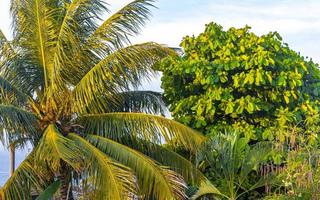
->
xmin=35 ymin=181 xmax=61 ymax=200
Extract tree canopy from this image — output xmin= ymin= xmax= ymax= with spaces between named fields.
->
xmin=159 ymin=22 xmax=320 ymax=142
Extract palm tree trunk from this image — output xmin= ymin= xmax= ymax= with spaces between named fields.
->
xmin=9 ymin=144 xmax=15 ymax=176
xmin=58 ymin=163 xmax=73 ymax=200
xmin=59 ymin=174 xmax=69 ymax=200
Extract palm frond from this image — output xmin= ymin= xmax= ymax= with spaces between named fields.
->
xmin=0 ymin=76 xmax=29 ymax=105
xmin=0 ymin=33 xmax=43 ymax=94
xmin=87 ymin=0 xmax=155 ymax=51
xmin=0 ymin=30 xmax=9 ymax=48
xmin=0 ymin=30 xmax=19 ymax=87
xmin=78 ymin=112 xmax=205 ymax=152
xmin=1 ymin=28 xmax=44 ymax=94
xmin=35 ymin=180 xmax=61 ymax=200
xmin=87 ymin=134 xmax=186 ymax=200
xmin=190 ymin=180 xmax=224 ymax=200
xmin=0 ymin=151 xmax=51 ymax=200
xmin=72 ymin=43 xmax=171 ymax=113
xmin=51 ymin=0 xmax=107 ymax=87
xmin=126 ymin=141 xmax=221 ymax=198
xmin=35 ymin=124 xmax=82 ymax=172
xmin=240 ymin=142 xmax=272 ymax=180
xmin=68 ymin=133 xmax=137 ymax=200
xmin=140 ymin=144 xmax=217 ymax=185
xmin=9 ymin=0 xmax=73 ymax=100
xmin=111 ymin=90 xmax=166 ymax=114
xmin=0 ymin=104 xmax=38 ymax=144
xmin=85 ymin=90 xmax=166 ymax=115
xmin=0 ymin=30 xmax=16 ymax=72
xmin=197 ymin=131 xmax=273 ymax=198
xmin=10 ymin=0 xmax=52 ymax=89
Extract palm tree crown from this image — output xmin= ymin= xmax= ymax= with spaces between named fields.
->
xmin=0 ymin=0 xmax=219 ymax=199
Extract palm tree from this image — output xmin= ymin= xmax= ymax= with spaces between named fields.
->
xmin=0 ymin=0 xmax=219 ymax=199
xmin=196 ymin=130 xmax=272 ymax=200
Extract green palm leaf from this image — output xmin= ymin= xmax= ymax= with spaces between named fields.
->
xmin=126 ymin=141 xmax=221 ymax=198
xmin=78 ymin=112 xmax=205 ymax=152
xmin=0 ymin=104 xmax=37 ymax=144
xmin=12 ymin=0 xmax=51 ymax=88
xmin=68 ymin=133 xmax=137 ymax=200
xmin=85 ymin=90 xmax=166 ymax=114
xmin=0 ymin=152 xmax=50 ymax=200
xmin=88 ymin=0 xmax=155 ymax=50
xmin=0 ymin=30 xmax=43 ymax=94
xmin=190 ymin=180 xmax=224 ymax=200
xmin=9 ymin=0 xmax=66 ymax=96
xmin=109 ymin=90 xmax=166 ymax=114
xmin=0 ymin=30 xmax=16 ymax=72
xmin=52 ymin=0 xmax=107 ymax=87
xmin=72 ymin=42 xmax=171 ymax=113
xmin=35 ymin=180 xmax=61 ymax=200
xmin=0 ymin=76 xmax=29 ymax=105
xmin=87 ymin=134 xmax=186 ymax=200
xmin=35 ymin=124 xmax=82 ymax=172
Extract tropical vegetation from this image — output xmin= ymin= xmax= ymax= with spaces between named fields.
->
xmin=0 ymin=0 xmax=220 ymax=199
xmin=159 ymin=22 xmax=320 ymax=199
xmin=159 ymin=22 xmax=320 ymax=142
xmin=197 ymin=130 xmax=272 ymax=200
xmin=1 ymin=0 xmax=319 ymax=199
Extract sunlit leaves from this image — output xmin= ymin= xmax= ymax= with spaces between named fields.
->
xmin=78 ymin=112 xmax=205 ymax=152
xmin=68 ymin=133 xmax=138 ymax=200
xmin=0 ymin=76 xmax=29 ymax=105
xmin=87 ymin=135 xmax=187 ymax=200
xmin=159 ymin=22 xmax=320 ymax=140
xmin=35 ymin=124 xmax=82 ymax=172
xmin=1 ymin=0 xmax=211 ymax=199
xmin=72 ymin=42 xmax=171 ymax=114
xmin=0 ymin=152 xmax=51 ymax=200
xmin=197 ymin=131 xmax=272 ymax=199
xmin=0 ymin=104 xmax=38 ymax=145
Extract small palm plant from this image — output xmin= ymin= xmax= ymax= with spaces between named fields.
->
xmin=0 ymin=0 xmax=219 ymax=199
xmin=196 ymin=130 xmax=272 ymax=200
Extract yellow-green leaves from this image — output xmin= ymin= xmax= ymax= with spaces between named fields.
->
xmin=0 ymin=104 xmax=38 ymax=143
xmin=159 ymin=22 xmax=320 ymax=140
xmin=88 ymin=0 xmax=154 ymax=49
xmin=72 ymin=42 xmax=171 ymax=114
xmin=0 ymin=151 xmax=50 ymax=200
xmin=35 ymin=125 xmax=82 ymax=172
xmin=78 ymin=112 xmax=205 ymax=152
xmin=225 ymin=101 xmax=234 ymax=114
xmin=190 ymin=180 xmax=222 ymax=200
xmin=68 ymin=134 xmax=137 ymax=200
xmin=87 ymin=135 xmax=187 ymax=200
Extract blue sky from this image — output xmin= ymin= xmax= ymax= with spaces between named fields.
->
xmin=0 ymin=0 xmax=319 ymax=153
xmin=1 ymin=0 xmax=319 ymax=62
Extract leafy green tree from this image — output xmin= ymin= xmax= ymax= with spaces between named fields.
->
xmin=0 ymin=1 xmax=219 ymax=199
xmin=159 ymin=22 xmax=320 ymax=142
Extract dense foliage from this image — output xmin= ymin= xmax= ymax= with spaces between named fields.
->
xmin=159 ymin=22 xmax=320 ymax=142
xmin=197 ymin=130 xmax=272 ymax=200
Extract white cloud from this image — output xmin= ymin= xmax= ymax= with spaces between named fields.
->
xmin=129 ymin=0 xmax=320 ymax=62
xmin=205 ymin=1 xmax=320 ymax=34
xmin=0 ymin=0 xmax=319 ymax=72
xmin=0 ymin=0 xmax=11 ymax=39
